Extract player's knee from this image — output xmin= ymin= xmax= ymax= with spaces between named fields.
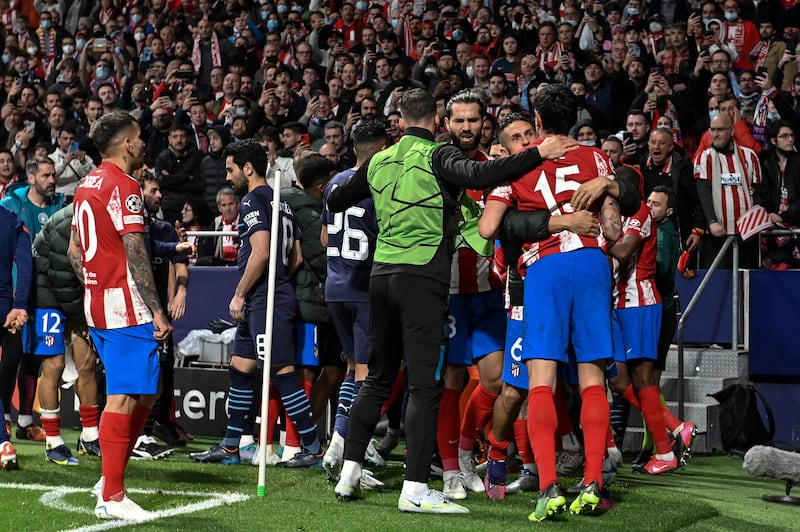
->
xmin=42 ymin=355 xmax=65 ymax=378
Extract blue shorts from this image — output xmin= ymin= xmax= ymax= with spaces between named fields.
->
xmin=328 ymin=301 xmax=371 ymax=365
xmin=26 ymin=308 xmax=66 ymax=356
xmin=294 ymin=322 xmax=318 ymax=367
xmin=501 ymin=307 xmax=528 ymax=390
xmin=446 ymin=289 xmax=506 ymax=365
xmin=522 ymin=248 xmax=612 ymax=364
xmin=614 ymin=305 xmax=662 ymax=361
xmin=233 ymin=302 xmax=295 ymax=368
xmin=89 ymin=324 xmax=159 ymax=395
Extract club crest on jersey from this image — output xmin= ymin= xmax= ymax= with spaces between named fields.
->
xmin=511 ymin=362 xmax=521 ymax=378
xmin=44 ymin=334 xmax=55 ymax=347
xmin=125 ymin=194 xmax=143 ymax=213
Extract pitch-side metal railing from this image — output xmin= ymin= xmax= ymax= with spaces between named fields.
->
xmin=676 ymin=236 xmax=738 ymax=419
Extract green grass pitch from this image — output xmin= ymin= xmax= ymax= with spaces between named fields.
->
xmin=0 ymin=429 xmax=797 ymax=531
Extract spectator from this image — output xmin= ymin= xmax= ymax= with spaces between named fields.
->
xmin=178 ymin=196 xmax=211 ymax=265
xmin=759 ymin=120 xmax=800 ymax=268
xmin=200 ymin=125 xmax=232 ymax=215
xmin=694 ymin=112 xmax=762 ymax=266
xmin=197 ymin=187 xmax=240 ymax=266
xmin=155 ymin=123 xmax=205 ymax=224
xmin=49 ymin=126 xmax=95 ymax=196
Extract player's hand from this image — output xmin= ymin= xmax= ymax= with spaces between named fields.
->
xmin=168 ymin=292 xmax=186 ymax=321
xmin=565 ymin=210 xmax=602 ymax=237
xmin=708 ymin=222 xmax=726 ymax=237
xmin=229 ymin=294 xmax=245 ymax=322
xmin=3 ymin=308 xmax=27 ymax=332
xmin=769 ymin=212 xmax=785 ymax=225
xmin=571 ymin=176 xmax=612 ymax=211
xmin=175 ymin=241 xmax=194 ymax=255
xmin=536 ymin=135 xmax=579 ymax=160
xmin=152 ymin=311 xmax=173 ymax=341
xmin=685 ymin=232 xmax=702 ymax=253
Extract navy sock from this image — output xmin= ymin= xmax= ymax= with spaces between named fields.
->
xmin=222 ymin=367 xmax=255 ymax=449
xmin=273 ymin=372 xmax=320 ymax=454
xmin=610 ymin=394 xmax=631 ymax=448
xmin=333 ymin=371 xmax=360 ymax=439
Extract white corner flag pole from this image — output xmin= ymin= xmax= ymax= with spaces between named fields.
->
xmin=257 ymin=169 xmax=282 ymax=497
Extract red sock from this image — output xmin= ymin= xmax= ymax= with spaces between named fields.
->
xmin=126 ymin=404 xmax=151 ymax=466
xmin=554 ymin=382 xmax=574 ymax=438
xmin=528 ymin=386 xmax=558 ymax=491
xmin=41 ymin=414 xmax=61 ymax=438
xmin=580 ymin=385 xmax=610 ymax=488
xmin=79 ymin=405 xmax=99 ymax=430
xmin=621 ymin=384 xmax=641 ymax=410
xmin=662 ymin=404 xmax=682 ymax=433
xmin=284 ymin=412 xmax=301 ymax=448
xmin=380 ymin=369 xmax=404 ymax=416
xmin=100 ymin=411 xmax=133 ymax=501
xmin=301 ymin=379 xmax=312 ymax=397
xmin=513 ymin=419 xmax=534 ymax=464
xmin=460 ymin=366 xmax=480 ymax=419
xmin=638 ymin=385 xmax=671 ymax=455
xmin=459 ymin=384 xmax=498 ymax=452
xmin=267 ymin=384 xmax=281 ymax=444
xmin=487 ymin=428 xmax=509 ymax=461
xmin=437 ymin=387 xmax=462 ymax=472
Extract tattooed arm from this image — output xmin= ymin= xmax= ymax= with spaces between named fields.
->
xmin=68 ymin=228 xmax=85 ymax=286
xmin=122 ymin=232 xmax=173 ymax=341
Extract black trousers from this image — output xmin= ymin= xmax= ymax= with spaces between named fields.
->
xmin=344 ymin=273 xmax=447 ymax=482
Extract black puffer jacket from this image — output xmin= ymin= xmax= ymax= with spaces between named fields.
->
xmin=282 ymin=186 xmax=327 ymax=324
xmin=32 ymin=204 xmax=84 ymax=323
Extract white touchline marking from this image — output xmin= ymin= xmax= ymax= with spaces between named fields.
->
xmin=0 ymin=482 xmax=250 ymax=531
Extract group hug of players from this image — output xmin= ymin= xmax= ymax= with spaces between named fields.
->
xmin=188 ymin=85 xmax=698 ymax=522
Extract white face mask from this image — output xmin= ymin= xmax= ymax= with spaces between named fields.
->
xmin=134 ymin=32 xmax=146 ymax=42
xmin=579 ymin=139 xmax=596 ymax=146
xmin=62 ymin=44 xmax=75 ymax=55
xmin=466 ymin=66 xmax=474 ymax=78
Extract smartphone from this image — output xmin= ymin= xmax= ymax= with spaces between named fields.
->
xmin=757 ymin=66 xmax=768 ymax=76
xmin=190 ymin=89 xmax=199 ymax=100
xmin=560 ymin=50 xmax=569 ymax=58
xmin=299 ymin=133 xmax=311 ymax=145
xmin=23 ymin=120 xmax=34 ymax=132
xmin=175 ymin=70 xmax=193 ymax=80
xmin=586 ymin=6 xmax=593 ymax=16
xmin=264 ymin=81 xmax=276 ymax=90
xmin=622 ymin=131 xmax=633 ymax=143
xmin=69 ymin=141 xmax=79 ymax=153
xmin=650 ymin=67 xmax=661 ymax=76
xmin=627 ymin=43 xmax=639 ymax=56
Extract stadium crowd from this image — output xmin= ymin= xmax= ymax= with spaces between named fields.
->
xmin=0 ymin=0 xmax=799 ymax=523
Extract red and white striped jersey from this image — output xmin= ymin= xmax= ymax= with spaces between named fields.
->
xmin=694 ymin=142 xmax=762 ymax=235
xmin=490 ymin=141 xmax=612 ymax=270
xmin=615 ymin=202 xmax=661 ymax=309
xmin=449 ymin=156 xmax=502 ymax=295
xmin=71 ymin=162 xmax=153 ymax=329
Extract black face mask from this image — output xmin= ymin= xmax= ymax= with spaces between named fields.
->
xmin=575 ymin=94 xmax=586 ymax=106
xmin=264 ymin=54 xmax=279 ymax=63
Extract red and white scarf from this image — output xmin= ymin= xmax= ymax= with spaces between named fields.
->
xmin=192 ymin=30 xmax=221 ymax=75
xmin=536 ymin=42 xmax=565 ymax=70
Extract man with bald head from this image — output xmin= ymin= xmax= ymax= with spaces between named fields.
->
xmin=319 ymin=143 xmax=340 ymax=169
xmin=693 ymin=113 xmax=762 ymax=266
